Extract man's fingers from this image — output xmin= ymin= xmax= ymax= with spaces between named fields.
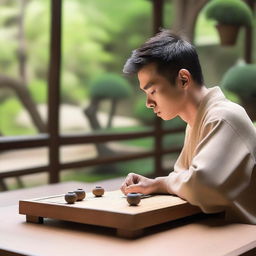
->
xmin=120 ymin=184 xmax=125 ymax=194
xmin=126 ymin=173 xmax=139 ymax=185
xmin=120 ymin=181 xmax=129 ymax=194
xmin=120 ymin=177 xmax=133 ymax=194
xmin=123 ymin=173 xmax=139 ymax=187
xmin=120 ymin=173 xmax=144 ymax=195
xmin=125 ymin=183 xmax=143 ymax=194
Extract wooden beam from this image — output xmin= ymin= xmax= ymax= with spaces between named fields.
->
xmin=0 ymin=166 xmax=49 ymax=179
xmin=60 ymin=148 xmax=181 ymax=170
xmin=0 ymin=134 xmax=49 ymax=150
xmin=0 ymin=127 xmax=184 ymax=150
xmin=152 ymin=0 xmax=164 ymax=33
xmin=244 ymin=0 xmax=254 ymax=63
xmin=0 ymin=146 xmax=182 ymax=179
xmin=48 ymin=0 xmax=62 ymax=183
xmin=151 ymin=0 xmax=165 ymax=176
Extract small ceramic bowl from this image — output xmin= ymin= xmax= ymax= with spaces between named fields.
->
xmin=127 ymin=193 xmax=141 ymax=206
xmin=74 ymin=188 xmax=86 ymax=201
xmin=92 ymin=186 xmax=105 ymax=197
xmin=65 ymin=192 xmax=78 ymax=204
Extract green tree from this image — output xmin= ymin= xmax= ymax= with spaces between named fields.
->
xmin=0 ymin=0 xmax=46 ymax=134
xmin=85 ymin=73 xmax=132 ymax=130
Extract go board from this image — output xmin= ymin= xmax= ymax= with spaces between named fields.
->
xmin=19 ymin=190 xmax=201 ymax=238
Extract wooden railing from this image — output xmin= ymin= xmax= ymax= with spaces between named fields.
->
xmin=0 ymin=127 xmax=184 ymax=188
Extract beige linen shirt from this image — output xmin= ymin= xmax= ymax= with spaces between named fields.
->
xmin=166 ymin=87 xmax=256 ymax=224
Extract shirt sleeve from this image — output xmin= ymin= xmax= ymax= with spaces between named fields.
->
xmin=166 ymin=119 xmax=254 ymax=213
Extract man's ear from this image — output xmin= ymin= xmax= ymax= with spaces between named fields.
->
xmin=178 ymin=69 xmax=190 ymax=87
xmin=181 ymin=78 xmax=186 ymax=86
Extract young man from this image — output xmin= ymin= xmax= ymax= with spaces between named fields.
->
xmin=120 ymin=30 xmax=256 ymax=224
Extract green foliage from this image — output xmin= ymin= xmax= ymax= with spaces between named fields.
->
xmin=163 ymin=133 xmax=185 ymax=149
xmin=0 ymin=40 xmax=16 ymax=74
xmin=89 ymin=73 xmax=132 ymax=100
xmin=61 ymin=72 xmax=87 ymax=104
xmin=0 ymin=3 xmax=18 ymax=75
xmin=163 ymin=117 xmax=186 ymax=129
xmin=61 ymin=171 xmax=120 ymax=183
xmin=221 ymin=64 xmax=256 ymax=99
xmin=61 ymin=157 xmax=154 ymax=183
xmin=25 ymin=1 xmax=50 ymax=79
xmin=1 ymin=97 xmax=21 ymax=116
xmin=61 ymin=86 xmax=87 ymax=105
xmin=28 ymin=79 xmax=47 ymax=104
xmin=0 ymin=0 xmax=153 ymax=135
xmin=105 ymin=123 xmax=184 ymax=154
xmin=163 ymin=118 xmax=186 ymax=150
xmin=116 ymin=158 xmax=154 ymax=177
xmin=0 ymin=97 xmax=35 ymax=135
xmin=61 ymin=1 xmax=113 ymax=86
xmin=205 ymin=0 xmax=253 ymax=26
xmin=134 ymin=97 xmax=155 ymax=125
xmin=88 ymin=0 xmax=152 ymax=73
xmin=222 ymin=89 xmax=241 ymax=104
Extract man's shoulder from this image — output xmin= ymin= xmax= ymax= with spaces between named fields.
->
xmin=203 ymin=99 xmax=256 ymax=153
xmin=205 ymin=99 xmax=249 ymax=125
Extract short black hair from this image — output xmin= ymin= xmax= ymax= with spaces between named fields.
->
xmin=123 ymin=29 xmax=204 ymax=85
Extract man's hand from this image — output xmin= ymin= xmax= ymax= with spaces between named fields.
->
xmin=120 ymin=173 xmax=155 ymax=195
xmin=120 ymin=173 xmax=170 ymax=195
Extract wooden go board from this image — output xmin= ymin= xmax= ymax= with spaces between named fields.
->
xmin=19 ymin=190 xmax=201 ymax=238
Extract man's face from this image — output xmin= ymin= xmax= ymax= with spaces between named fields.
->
xmin=138 ymin=63 xmax=186 ymax=120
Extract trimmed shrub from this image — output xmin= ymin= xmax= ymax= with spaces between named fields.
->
xmin=89 ymin=73 xmax=132 ymax=100
xmin=205 ymin=0 xmax=253 ymax=26
xmin=221 ymin=64 xmax=256 ymax=100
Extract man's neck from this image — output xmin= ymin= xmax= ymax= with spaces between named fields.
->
xmin=179 ymin=85 xmax=209 ymax=127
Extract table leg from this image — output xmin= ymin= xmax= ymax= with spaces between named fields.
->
xmin=26 ymin=215 xmax=44 ymax=224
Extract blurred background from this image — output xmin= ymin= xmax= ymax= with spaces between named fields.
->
xmin=0 ymin=0 xmax=255 ymax=191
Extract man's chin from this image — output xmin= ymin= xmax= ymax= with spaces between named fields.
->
xmin=161 ymin=114 xmax=177 ymax=121
xmin=156 ymin=111 xmax=177 ymax=120
xmin=160 ymin=115 xmax=169 ymax=121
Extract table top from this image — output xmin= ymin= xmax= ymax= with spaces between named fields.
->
xmin=1 ymin=181 xmax=256 ymax=256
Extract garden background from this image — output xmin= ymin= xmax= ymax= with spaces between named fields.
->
xmin=0 ymin=0 xmax=255 ymax=190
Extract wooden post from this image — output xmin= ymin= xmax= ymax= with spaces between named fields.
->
xmin=244 ymin=0 xmax=254 ymax=64
xmin=152 ymin=0 xmax=164 ymax=33
xmin=151 ymin=0 xmax=165 ymax=177
xmin=48 ymin=0 xmax=62 ymax=183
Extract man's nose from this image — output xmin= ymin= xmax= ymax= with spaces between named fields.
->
xmin=146 ymin=96 xmax=155 ymax=109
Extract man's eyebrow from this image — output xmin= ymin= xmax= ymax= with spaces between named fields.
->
xmin=142 ymin=81 xmax=154 ymax=91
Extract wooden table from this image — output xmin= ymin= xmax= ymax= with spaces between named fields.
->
xmin=1 ymin=181 xmax=256 ymax=256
